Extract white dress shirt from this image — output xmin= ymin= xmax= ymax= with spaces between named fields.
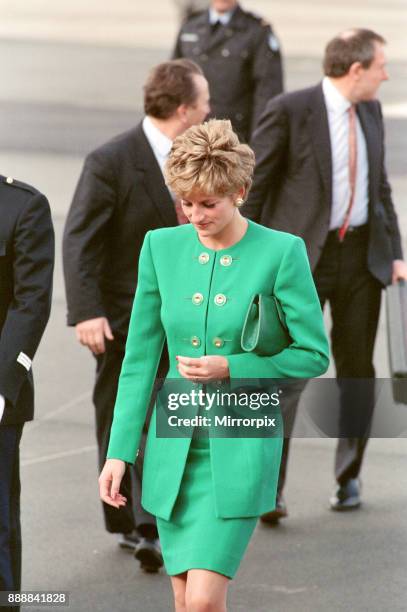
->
xmin=209 ymin=8 xmax=235 ymax=25
xmin=0 ymin=394 xmax=5 ymax=423
xmin=322 ymin=77 xmax=369 ymax=230
xmin=142 ymin=116 xmax=172 ymax=175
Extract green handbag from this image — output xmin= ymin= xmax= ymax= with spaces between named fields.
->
xmin=241 ymin=294 xmax=291 ymax=356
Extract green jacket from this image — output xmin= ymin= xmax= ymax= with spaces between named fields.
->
xmin=107 ymin=220 xmax=329 ymax=519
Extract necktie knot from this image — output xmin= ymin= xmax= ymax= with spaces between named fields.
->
xmin=210 ymin=20 xmax=221 ymax=34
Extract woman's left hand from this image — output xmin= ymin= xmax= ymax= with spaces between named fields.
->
xmin=176 ymin=355 xmax=230 ymax=382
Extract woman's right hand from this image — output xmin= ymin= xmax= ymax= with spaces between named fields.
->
xmin=98 ymin=459 xmax=127 ymax=508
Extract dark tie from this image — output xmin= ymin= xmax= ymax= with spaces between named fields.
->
xmin=210 ymin=20 xmax=221 ymax=34
xmin=338 ymin=105 xmax=358 ymax=241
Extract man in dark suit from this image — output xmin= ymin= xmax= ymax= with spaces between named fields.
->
xmin=63 ymin=59 xmax=209 ymax=571
xmin=244 ymin=29 xmax=407 ymax=517
xmin=0 ymin=176 xmax=54 ymax=608
xmin=172 ymin=0 xmax=283 ymax=142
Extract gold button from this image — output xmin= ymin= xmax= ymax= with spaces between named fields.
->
xmin=213 ymin=337 xmax=224 ymax=348
xmin=214 ymin=293 xmax=227 ymax=306
xmin=191 ymin=336 xmax=201 ymax=348
xmin=6 ymin=177 xmax=13 ymax=184
xmin=192 ymin=292 xmax=204 ymax=305
xmin=220 ymin=255 xmax=232 ymax=267
xmin=199 ymin=252 xmax=210 ymax=265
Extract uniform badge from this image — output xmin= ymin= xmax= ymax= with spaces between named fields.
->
xmin=268 ymin=34 xmax=280 ymax=52
xmin=180 ymin=33 xmax=199 ymax=42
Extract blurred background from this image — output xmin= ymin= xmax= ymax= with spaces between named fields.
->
xmin=0 ymin=1 xmax=406 ymax=610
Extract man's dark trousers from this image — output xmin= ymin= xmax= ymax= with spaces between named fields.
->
xmin=278 ymin=226 xmax=382 ymax=492
xmin=0 ymin=424 xmax=23 ymax=610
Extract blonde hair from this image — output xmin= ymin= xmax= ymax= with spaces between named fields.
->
xmin=164 ymin=119 xmax=255 ymax=203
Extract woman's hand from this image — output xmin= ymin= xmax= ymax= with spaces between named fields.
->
xmin=176 ymin=355 xmax=230 ymax=382
xmin=99 ymin=459 xmax=127 ymax=508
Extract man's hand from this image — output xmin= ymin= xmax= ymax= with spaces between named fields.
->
xmin=176 ymin=355 xmax=230 ymax=382
xmin=392 ymin=260 xmax=407 ymax=284
xmin=75 ymin=317 xmax=114 ymax=355
xmin=0 ymin=395 xmax=5 ymax=424
xmin=99 ymin=459 xmax=127 ymax=509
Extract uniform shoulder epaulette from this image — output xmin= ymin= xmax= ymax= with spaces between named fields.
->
xmin=245 ymin=10 xmax=270 ymax=27
xmin=0 ymin=175 xmax=40 ymax=196
xmin=183 ymin=8 xmax=207 ymax=25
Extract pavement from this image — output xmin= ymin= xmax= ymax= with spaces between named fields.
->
xmin=0 ymin=1 xmax=406 ymax=610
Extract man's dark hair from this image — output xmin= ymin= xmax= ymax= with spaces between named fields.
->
xmin=323 ymin=29 xmax=386 ymax=78
xmin=144 ymin=59 xmax=204 ymax=119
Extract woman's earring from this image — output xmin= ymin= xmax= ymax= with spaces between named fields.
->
xmin=235 ymin=197 xmax=244 ymax=206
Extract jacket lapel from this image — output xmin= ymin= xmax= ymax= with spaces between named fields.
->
xmin=357 ymin=103 xmax=380 ymax=209
xmin=131 ymin=124 xmax=178 ymax=227
xmin=307 ymin=84 xmax=333 ymax=208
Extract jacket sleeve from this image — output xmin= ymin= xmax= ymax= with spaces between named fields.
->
xmin=107 ymin=231 xmax=165 ymax=463
xmin=62 ymin=151 xmax=116 ymax=325
xmin=251 ymin=25 xmax=284 ymax=134
xmin=0 ymin=193 xmax=54 ymax=407
xmin=377 ymin=102 xmax=403 ymax=260
xmin=227 ymin=237 xmax=329 ymax=380
xmin=244 ymin=96 xmax=288 ymax=222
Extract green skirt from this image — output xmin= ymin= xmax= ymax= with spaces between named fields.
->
xmin=156 ymin=435 xmax=258 ymax=579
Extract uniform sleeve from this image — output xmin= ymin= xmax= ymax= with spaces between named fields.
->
xmin=62 ymin=151 xmax=116 ymax=325
xmin=0 ymin=193 xmax=54 ymax=407
xmin=107 ymin=232 xmax=165 ymax=463
xmin=227 ymin=237 xmax=329 ymax=380
xmin=250 ymin=24 xmax=284 ymax=134
xmin=377 ymin=102 xmax=403 ymax=260
xmin=243 ymin=96 xmax=288 ymax=222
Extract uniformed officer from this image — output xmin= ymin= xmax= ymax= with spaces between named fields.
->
xmin=0 ymin=175 xmax=54 ymax=609
xmin=172 ymin=0 xmax=284 ymax=141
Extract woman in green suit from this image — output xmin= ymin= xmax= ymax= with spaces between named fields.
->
xmin=99 ymin=119 xmax=329 ymax=611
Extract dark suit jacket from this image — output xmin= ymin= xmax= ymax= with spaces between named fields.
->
xmin=63 ymin=122 xmax=178 ymax=345
xmin=0 ymin=176 xmax=54 ymax=425
xmin=244 ymin=83 xmax=403 ymax=286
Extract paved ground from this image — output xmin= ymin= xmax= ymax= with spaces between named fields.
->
xmin=0 ymin=1 xmax=406 ymax=610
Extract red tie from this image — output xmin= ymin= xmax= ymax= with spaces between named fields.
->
xmin=174 ymin=196 xmax=189 ymax=225
xmin=338 ymin=105 xmax=358 ymax=241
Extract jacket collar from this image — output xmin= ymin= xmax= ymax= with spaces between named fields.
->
xmin=197 ymin=5 xmax=247 ymax=54
xmin=131 ymin=123 xmax=178 ymax=227
xmin=307 ymin=83 xmax=333 ymax=209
